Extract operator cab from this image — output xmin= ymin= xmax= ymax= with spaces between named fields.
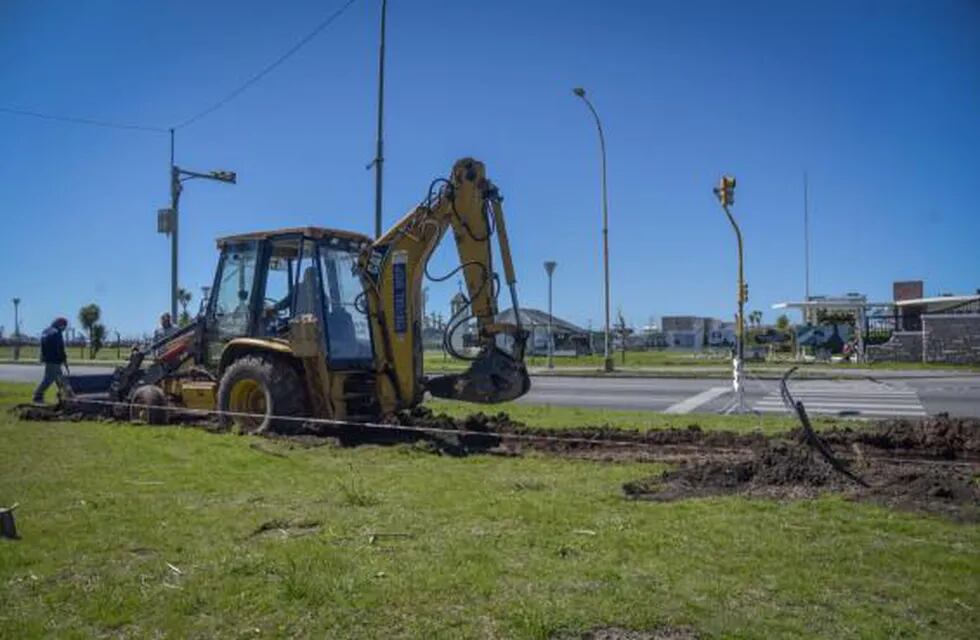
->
xmin=205 ymin=227 xmax=375 ymax=369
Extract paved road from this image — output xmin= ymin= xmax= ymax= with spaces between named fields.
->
xmin=2 ymin=364 xmax=978 ymax=418
xmin=522 ymin=373 xmax=980 ymax=418
xmin=0 ymin=364 xmax=115 ymax=383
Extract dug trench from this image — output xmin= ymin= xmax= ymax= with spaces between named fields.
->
xmin=394 ymin=409 xmax=980 ymax=522
xmin=12 ymin=403 xmax=980 ymax=521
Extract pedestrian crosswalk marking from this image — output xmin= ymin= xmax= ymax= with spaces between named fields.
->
xmin=664 ymin=386 xmax=730 ymax=414
xmin=753 ymin=380 xmax=927 ymax=418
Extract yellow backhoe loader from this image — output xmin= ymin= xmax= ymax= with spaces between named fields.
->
xmin=66 ymin=158 xmax=530 ymax=432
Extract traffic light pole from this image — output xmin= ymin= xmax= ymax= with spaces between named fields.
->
xmin=721 ymin=203 xmax=745 ymax=368
xmin=715 ymin=176 xmax=747 ymax=413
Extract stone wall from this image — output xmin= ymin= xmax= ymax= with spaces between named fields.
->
xmin=866 ymin=315 xmax=980 ymax=364
xmin=866 ymin=332 xmax=922 ymax=363
xmin=923 ymin=315 xmax=980 ymax=365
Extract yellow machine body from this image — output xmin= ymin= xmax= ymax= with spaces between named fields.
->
xmin=115 ymin=158 xmax=528 ymax=431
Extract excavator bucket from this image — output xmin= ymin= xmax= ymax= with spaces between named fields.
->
xmin=426 ymin=346 xmax=531 ymax=404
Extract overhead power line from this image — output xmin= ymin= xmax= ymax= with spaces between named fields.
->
xmin=0 ymin=106 xmax=168 ymax=134
xmin=1 ymin=0 xmax=361 ymax=135
xmin=173 ymin=0 xmax=360 ymax=130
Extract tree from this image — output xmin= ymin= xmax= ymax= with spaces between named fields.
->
xmin=775 ymin=314 xmax=791 ymax=332
xmin=78 ymin=303 xmax=102 ymax=358
xmin=178 ymin=288 xmax=193 ymax=326
xmin=748 ymin=310 xmax=763 ymax=328
xmin=90 ymin=323 xmax=106 ymax=358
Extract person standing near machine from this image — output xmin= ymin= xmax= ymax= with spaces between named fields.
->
xmin=155 ymin=312 xmax=175 ymax=341
xmin=33 ymin=317 xmax=69 ymax=403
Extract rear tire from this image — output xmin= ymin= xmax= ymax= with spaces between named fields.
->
xmin=217 ymin=354 xmax=308 ymax=434
xmin=130 ymin=385 xmax=169 ymax=425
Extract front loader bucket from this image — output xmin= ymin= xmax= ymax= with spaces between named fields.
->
xmin=426 ymin=347 xmax=531 ymax=404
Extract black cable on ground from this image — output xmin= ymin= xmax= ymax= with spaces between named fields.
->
xmin=780 ymin=367 xmax=869 ymax=487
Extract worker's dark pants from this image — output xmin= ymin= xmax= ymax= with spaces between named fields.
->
xmin=33 ymin=363 xmax=65 ymax=403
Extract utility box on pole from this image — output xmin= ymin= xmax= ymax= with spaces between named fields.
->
xmin=157 ymin=208 xmax=175 ymax=235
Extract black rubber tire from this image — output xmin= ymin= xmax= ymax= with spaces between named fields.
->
xmin=217 ymin=354 xmax=308 ymax=434
xmin=130 ymin=385 xmax=169 ymax=425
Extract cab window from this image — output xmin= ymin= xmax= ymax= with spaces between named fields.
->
xmin=212 ymin=241 xmax=258 ymax=340
xmin=319 ymin=241 xmax=372 ymax=364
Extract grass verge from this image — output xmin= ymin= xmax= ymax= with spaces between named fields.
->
xmin=424 ymin=399 xmax=836 ymax=436
xmin=1 ymin=383 xmax=977 ymax=638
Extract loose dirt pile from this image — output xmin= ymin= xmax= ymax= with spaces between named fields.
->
xmin=623 ymin=440 xmax=980 ymax=521
xmin=804 ymin=416 xmax=980 ymax=460
xmin=385 ymin=406 xmax=767 ymax=460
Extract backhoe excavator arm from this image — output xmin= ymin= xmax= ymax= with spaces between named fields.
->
xmin=360 ymin=158 xmax=530 ymax=411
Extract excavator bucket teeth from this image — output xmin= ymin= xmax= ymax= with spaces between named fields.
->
xmin=426 ymin=348 xmax=531 ymax=404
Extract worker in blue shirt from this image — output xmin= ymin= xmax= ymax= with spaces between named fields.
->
xmin=33 ymin=317 xmax=69 ymax=403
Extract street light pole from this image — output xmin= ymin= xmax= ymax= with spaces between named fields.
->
xmin=544 ymin=261 xmax=557 ymax=369
xmin=12 ymin=297 xmax=21 ymax=361
xmin=371 ymin=0 xmax=387 ymax=238
xmin=572 ymin=87 xmax=613 ymax=372
xmin=169 ymin=129 xmax=178 ymax=321
xmin=713 ymin=175 xmax=747 ymax=412
xmin=162 ymin=156 xmax=236 ymax=321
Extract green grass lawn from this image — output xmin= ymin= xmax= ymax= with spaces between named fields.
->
xmin=1 ymin=382 xmax=978 ymax=638
xmin=425 ymin=399 xmax=833 ymax=436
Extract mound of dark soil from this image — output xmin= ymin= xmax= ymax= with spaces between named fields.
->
xmin=393 ymin=406 xmax=767 ymax=459
xmin=10 ymin=404 xmax=85 ymax=422
xmin=624 ymin=442 xmax=980 ymax=521
xmin=809 ymin=416 xmax=980 ymax=459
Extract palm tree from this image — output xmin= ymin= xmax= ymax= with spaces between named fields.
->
xmin=177 ymin=288 xmax=193 ymax=326
xmin=78 ymin=303 xmax=102 ymax=358
xmin=748 ymin=310 xmax=763 ymax=328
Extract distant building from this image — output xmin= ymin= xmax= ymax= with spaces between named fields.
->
xmin=662 ymin=316 xmax=734 ymax=349
xmin=496 ymin=308 xmax=591 ymax=356
xmin=638 ymin=324 xmax=667 ymax=348
xmin=448 ymin=292 xmax=469 ymax=353
xmin=662 ymin=316 xmax=707 ymax=349
xmin=774 ymin=280 xmax=980 ymax=363
xmin=706 ymin=318 xmax=736 ymax=348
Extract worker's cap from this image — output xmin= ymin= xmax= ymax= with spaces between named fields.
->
xmin=52 ymin=317 xmax=68 ymax=328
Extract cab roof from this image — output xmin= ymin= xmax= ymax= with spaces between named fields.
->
xmin=216 ymin=226 xmax=373 ymax=248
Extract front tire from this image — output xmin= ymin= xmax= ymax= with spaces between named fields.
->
xmin=130 ymin=385 xmax=169 ymax=425
xmin=217 ymin=354 xmax=308 ymax=434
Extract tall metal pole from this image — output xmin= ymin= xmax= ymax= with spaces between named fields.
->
xmin=169 ymin=128 xmax=178 ymax=321
xmin=572 ymin=88 xmax=613 ymax=372
xmin=804 ymin=172 xmax=810 ymax=302
xmin=715 ymin=176 xmax=745 ymax=412
xmin=725 ymin=206 xmax=746 ymax=411
xmin=372 ymin=0 xmax=387 ymax=238
xmin=544 ymin=261 xmax=557 ymax=369
xmin=12 ymin=298 xmax=20 ymax=361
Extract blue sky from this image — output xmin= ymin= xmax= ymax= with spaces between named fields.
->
xmin=1 ymin=0 xmax=978 ymax=337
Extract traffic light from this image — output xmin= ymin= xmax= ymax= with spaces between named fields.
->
xmin=714 ymin=175 xmax=736 ymax=206
xmin=741 ymin=281 xmax=749 ymax=303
